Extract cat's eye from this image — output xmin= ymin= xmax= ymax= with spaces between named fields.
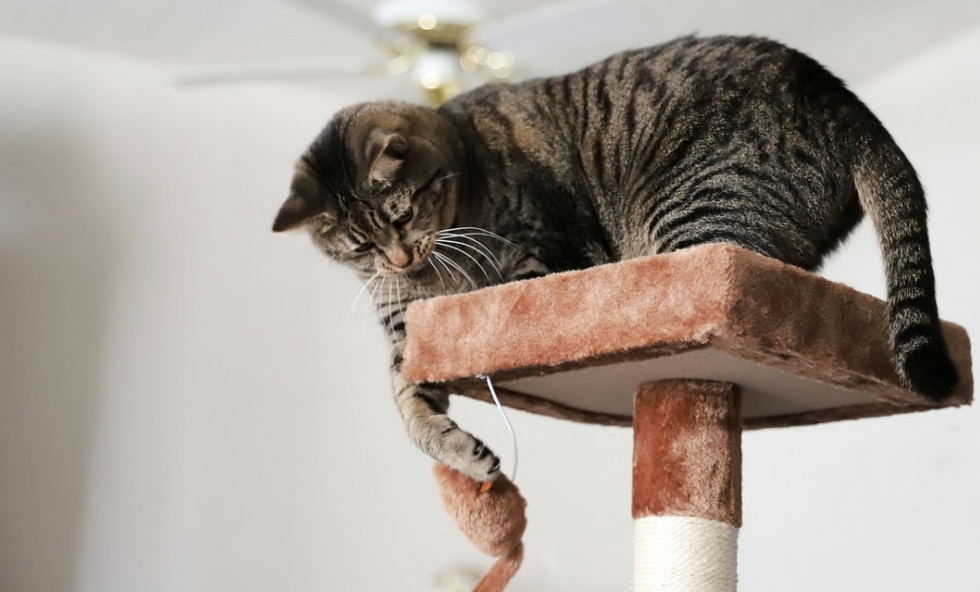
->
xmin=393 ymin=210 xmax=414 ymax=228
xmin=352 ymin=242 xmax=374 ymax=254
xmin=414 ymin=173 xmax=439 ymax=197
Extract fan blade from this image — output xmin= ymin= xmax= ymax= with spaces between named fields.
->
xmin=285 ymin=0 xmax=386 ymax=38
xmin=371 ymin=0 xmax=486 ymax=28
xmin=474 ymin=0 xmax=648 ymax=63
xmin=172 ymin=57 xmax=389 ymax=85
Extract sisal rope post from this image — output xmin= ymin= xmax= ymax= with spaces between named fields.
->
xmin=632 ymin=380 xmax=742 ymax=591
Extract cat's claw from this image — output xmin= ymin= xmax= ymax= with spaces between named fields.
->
xmin=445 ymin=447 xmax=500 ymax=482
xmin=458 ymin=435 xmax=501 ymax=481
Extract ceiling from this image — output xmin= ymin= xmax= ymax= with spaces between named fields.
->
xmin=2 ymin=0 xmax=980 ymax=98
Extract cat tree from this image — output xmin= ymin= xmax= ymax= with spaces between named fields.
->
xmin=401 ymin=243 xmax=972 ymax=591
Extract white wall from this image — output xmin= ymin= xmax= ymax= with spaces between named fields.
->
xmin=741 ymin=28 xmax=980 ymax=591
xmin=0 ymin=27 xmax=977 ymax=592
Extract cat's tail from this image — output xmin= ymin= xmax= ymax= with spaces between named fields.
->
xmin=851 ymin=126 xmax=958 ymax=399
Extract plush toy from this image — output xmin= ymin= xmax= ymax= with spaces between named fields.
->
xmin=433 ymin=463 xmax=526 ymax=592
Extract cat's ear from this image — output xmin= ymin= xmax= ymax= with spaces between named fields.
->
xmin=272 ymin=168 xmax=327 ymax=232
xmin=366 ymin=130 xmax=407 ymax=185
xmin=272 ymin=193 xmax=320 ymax=232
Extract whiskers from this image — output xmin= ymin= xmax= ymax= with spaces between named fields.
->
xmin=434 ymin=170 xmax=464 ymax=187
xmin=378 ymin=274 xmax=405 ymax=328
xmin=431 ymin=226 xmax=514 ymax=289
xmin=345 ymin=226 xmax=513 ymax=337
xmin=343 ymin=272 xmax=406 ymax=338
xmin=344 ymin=272 xmax=378 ymax=334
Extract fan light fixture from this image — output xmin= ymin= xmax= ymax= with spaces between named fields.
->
xmin=172 ymin=1 xmax=639 ymax=106
xmin=373 ymin=0 xmax=516 ymax=104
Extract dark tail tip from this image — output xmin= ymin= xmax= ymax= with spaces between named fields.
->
xmin=900 ymin=341 xmax=959 ymax=400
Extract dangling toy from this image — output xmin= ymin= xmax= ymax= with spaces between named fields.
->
xmin=433 ymin=463 xmax=527 ymax=592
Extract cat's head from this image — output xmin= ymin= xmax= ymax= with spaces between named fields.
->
xmin=273 ymin=102 xmax=463 ymax=277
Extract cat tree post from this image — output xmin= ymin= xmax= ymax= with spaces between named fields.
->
xmin=632 ymin=380 xmax=740 ymax=591
xmin=402 ymin=244 xmax=972 ymax=591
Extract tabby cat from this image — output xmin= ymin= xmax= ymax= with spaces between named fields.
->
xmin=273 ymin=35 xmax=957 ymax=482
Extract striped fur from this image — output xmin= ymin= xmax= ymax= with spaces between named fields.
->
xmin=275 ymin=35 xmax=957 ymax=481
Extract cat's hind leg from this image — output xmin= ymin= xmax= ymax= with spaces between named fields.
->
xmin=642 ymin=180 xmax=802 ymax=265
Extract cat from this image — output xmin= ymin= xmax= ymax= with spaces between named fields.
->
xmin=273 ymin=35 xmax=958 ymax=482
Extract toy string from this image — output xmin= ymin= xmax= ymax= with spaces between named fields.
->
xmin=480 ymin=374 xmax=518 ymax=482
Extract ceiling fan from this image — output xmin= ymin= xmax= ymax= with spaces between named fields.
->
xmin=174 ymin=0 xmax=646 ymax=105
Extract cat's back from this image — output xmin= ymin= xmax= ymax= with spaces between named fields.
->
xmin=584 ymin=35 xmax=839 ymax=96
xmin=441 ymin=35 xmax=849 ymax=166
xmin=437 ymin=35 xmax=861 ymax=252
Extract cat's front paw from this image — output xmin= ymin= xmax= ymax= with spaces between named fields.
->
xmin=430 ymin=417 xmax=502 ymax=481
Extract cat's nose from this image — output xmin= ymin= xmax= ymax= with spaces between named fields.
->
xmin=384 ymin=246 xmax=412 ymax=269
